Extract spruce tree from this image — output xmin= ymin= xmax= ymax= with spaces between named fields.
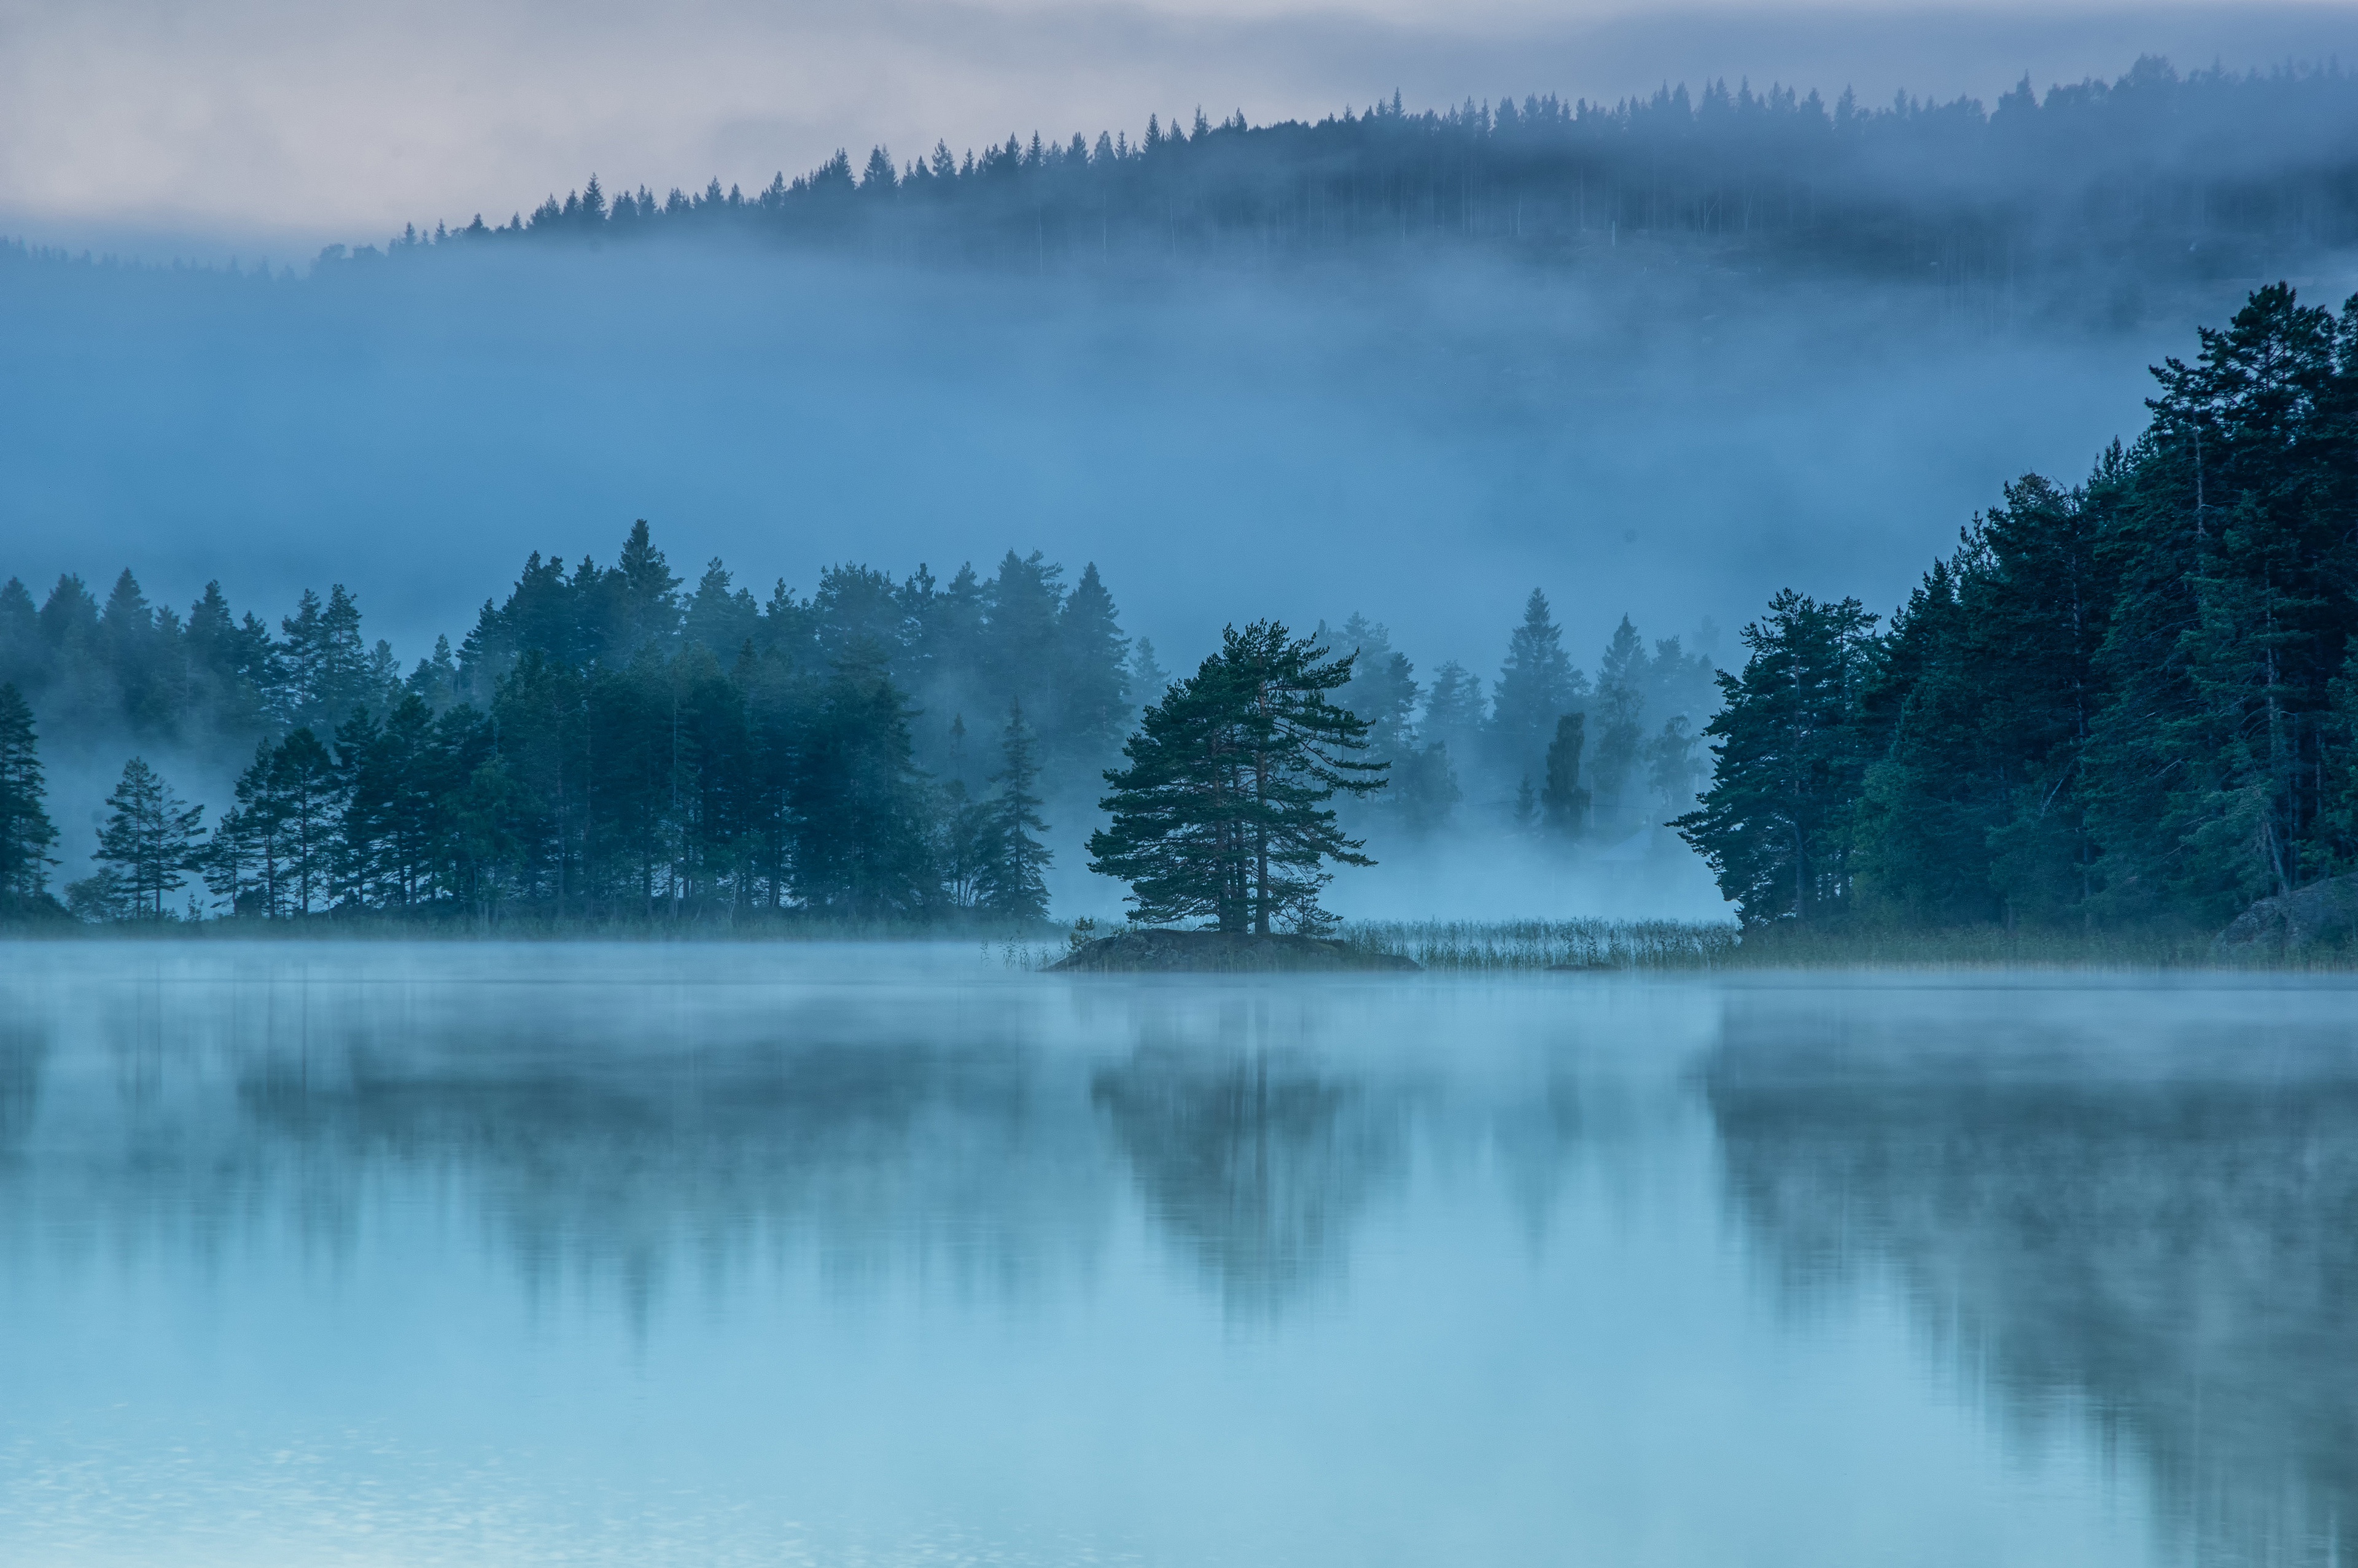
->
xmin=0 ymin=684 xmax=58 ymax=909
xmin=1492 ymin=589 xmax=1584 ymax=791
xmin=1056 ymin=562 xmax=1130 ymax=770
xmin=1588 ymin=616 xmax=1646 ymax=827
xmin=977 ymin=699 xmax=1053 ymax=922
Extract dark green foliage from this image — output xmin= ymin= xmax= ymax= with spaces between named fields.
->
xmin=0 ymin=684 xmax=58 ymax=910
xmin=1090 ymin=622 xmax=1383 ymax=934
xmin=1674 ymin=592 xmax=1879 ymax=923
xmin=10 ymin=521 xmax=1154 ymax=928
xmin=975 ymin=700 xmax=1053 ymax=922
xmin=1694 ymin=284 xmax=2358 ymax=931
xmin=787 ymin=669 xmax=936 ymax=919
xmin=77 ymin=757 xmax=205 ymax=920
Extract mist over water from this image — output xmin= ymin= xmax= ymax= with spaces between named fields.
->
xmin=0 ymin=945 xmax=2351 ymax=1565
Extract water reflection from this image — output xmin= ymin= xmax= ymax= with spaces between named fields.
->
xmin=1094 ymin=1050 xmax=1405 ymax=1314
xmin=1706 ymin=985 xmax=2358 ymax=1568
xmin=5 ymin=948 xmax=2349 ymax=1566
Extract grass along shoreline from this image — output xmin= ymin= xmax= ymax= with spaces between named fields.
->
xmin=1334 ymin=918 xmax=2358 ymax=972
xmin=4 ymin=913 xmax=2353 ymax=972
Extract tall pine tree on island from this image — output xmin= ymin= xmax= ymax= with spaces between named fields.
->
xmin=1089 ymin=621 xmax=1384 ymax=934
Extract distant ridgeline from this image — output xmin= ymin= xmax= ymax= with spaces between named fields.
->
xmin=1678 ymin=283 xmax=2358 ymax=934
xmin=307 ymin=58 xmax=2358 ymax=286
xmin=0 ymin=521 xmax=1713 ymax=929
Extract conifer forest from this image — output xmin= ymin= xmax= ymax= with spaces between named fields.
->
xmin=8 ymin=279 xmax=2358 ymax=939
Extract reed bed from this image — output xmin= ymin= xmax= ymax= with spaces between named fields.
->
xmin=1336 ymin=918 xmax=1742 ymax=972
xmin=1337 ymin=918 xmax=2358 ymax=972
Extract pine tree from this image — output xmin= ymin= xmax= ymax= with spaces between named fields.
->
xmin=977 ymin=699 xmax=1053 ymax=922
xmin=0 ymin=684 xmax=59 ymax=909
xmin=1090 ymin=621 xmax=1383 ymax=933
xmin=271 ymin=729 xmax=346 ymax=915
xmin=1673 ymin=592 xmax=1878 ymax=923
xmin=82 ymin=757 xmax=206 ymax=920
xmin=2084 ymin=285 xmax=2354 ymax=918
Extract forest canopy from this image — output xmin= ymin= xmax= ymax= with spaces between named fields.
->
xmin=270 ymin=56 xmax=2358 ymax=293
xmin=1679 ymin=282 xmax=2358 ymax=933
xmin=0 ymin=521 xmax=1713 ymax=930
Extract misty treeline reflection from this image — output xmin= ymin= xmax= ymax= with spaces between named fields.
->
xmin=1679 ymin=284 xmax=2358 ymax=936
xmin=1710 ymin=990 xmax=2358 ymax=1567
xmin=2 ymin=963 xmax=2352 ymax=1563
xmin=327 ymin=58 xmax=2353 ymax=291
xmin=0 ymin=969 xmax=1457 ymax=1316
xmin=0 ymin=520 xmax=1713 ymax=927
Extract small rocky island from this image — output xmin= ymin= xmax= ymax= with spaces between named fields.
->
xmin=1051 ymin=928 xmax=1421 ymax=972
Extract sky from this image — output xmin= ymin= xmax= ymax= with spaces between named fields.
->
xmin=5 ymin=1 xmax=2358 ymax=257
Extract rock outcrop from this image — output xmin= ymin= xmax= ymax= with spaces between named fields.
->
xmin=1049 ymin=928 xmax=1420 ymax=973
xmin=2213 ymin=875 xmax=2358 ymax=958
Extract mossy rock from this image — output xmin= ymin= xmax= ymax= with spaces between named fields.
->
xmin=1049 ymin=928 xmax=1420 ymax=973
xmin=2214 ymin=875 xmax=2358 ymax=958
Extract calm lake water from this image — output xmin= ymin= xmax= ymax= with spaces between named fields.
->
xmin=0 ymin=943 xmax=2351 ymax=1567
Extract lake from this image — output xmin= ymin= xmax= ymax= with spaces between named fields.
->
xmin=0 ymin=943 xmax=2349 ymax=1567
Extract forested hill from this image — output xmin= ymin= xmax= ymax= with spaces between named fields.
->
xmin=329 ymin=57 xmax=2358 ymax=286
xmin=1678 ymin=282 xmax=2358 ymax=934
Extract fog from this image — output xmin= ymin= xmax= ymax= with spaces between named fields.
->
xmin=6 ymin=239 xmax=2257 ymax=914
xmin=2 ymin=242 xmax=2214 ymax=673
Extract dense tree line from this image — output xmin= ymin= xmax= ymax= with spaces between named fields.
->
xmin=326 ymin=58 xmax=2358 ymax=289
xmin=0 ymin=524 xmax=1106 ymax=926
xmin=0 ymin=512 xmax=1716 ymax=928
xmin=1679 ymin=284 xmax=2358 ymax=931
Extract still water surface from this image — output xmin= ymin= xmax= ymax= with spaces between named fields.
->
xmin=0 ymin=943 xmax=2350 ymax=1567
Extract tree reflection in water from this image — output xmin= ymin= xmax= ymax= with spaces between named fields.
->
xmin=1092 ymin=1047 xmax=1406 ymax=1316
xmin=1706 ymin=988 xmax=2358 ymax=1568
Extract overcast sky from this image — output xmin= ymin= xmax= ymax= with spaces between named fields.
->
xmin=5 ymin=0 xmax=2357 ymax=257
